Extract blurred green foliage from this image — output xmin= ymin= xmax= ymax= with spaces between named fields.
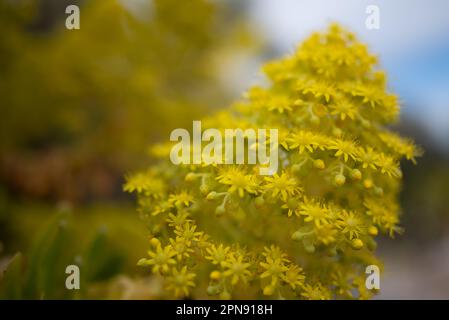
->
xmin=0 ymin=0 xmax=257 ymax=202
xmin=0 ymin=204 xmax=149 ymax=299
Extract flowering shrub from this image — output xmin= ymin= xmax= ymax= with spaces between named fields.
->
xmin=125 ymin=24 xmax=421 ymax=299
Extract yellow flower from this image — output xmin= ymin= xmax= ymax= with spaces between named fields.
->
xmin=281 ymin=198 xmax=300 ymax=217
xmin=314 ymin=223 xmax=338 ymax=245
xmin=329 ymin=139 xmax=359 ymax=162
xmin=357 ymin=147 xmax=380 ymax=169
xmin=222 ymin=253 xmax=252 ymax=285
xmin=282 ymin=265 xmax=305 ymax=290
xmin=124 ymin=172 xmax=165 ymax=197
xmin=382 ymin=211 xmax=403 ymax=237
xmin=169 ymin=191 xmax=194 ymax=207
xmin=330 ymin=98 xmax=358 ymax=120
xmin=288 ymin=130 xmax=323 ymax=153
xmin=364 ymin=199 xmax=402 ymax=236
xmin=205 ymin=244 xmax=230 ymax=266
xmin=379 ymin=131 xmax=422 ymax=163
xmin=138 ymin=244 xmax=177 ymax=274
xmin=166 ymin=211 xmax=191 ymax=228
xmin=336 ymin=210 xmax=366 ymax=240
xmin=301 ymin=283 xmax=332 ymax=300
xmin=216 ymin=167 xmax=259 ymax=197
xmin=350 ymin=84 xmax=385 ymax=108
xmin=263 ymin=171 xmax=302 ymax=201
xmin=130 ymin=24 xmax=420 ymax=300
xmin=331 ymin=270 xmax=354 ymax=298
xmin=267 ymin=95 xmax=293 ymax=114
xmin=174 ymin=222 xmax=203 ymax=245
xmin=301 ymin=81 xmax=336 ymax=102
xmin=375 ymin=153 xmax=402 ymax=178
xmin=262 ymin=245 xmax=289 ymax=263
xmin=151 ymin=200 xmax=173 ymax=216
xmin=299 ymin=198 xmax=330 ymax=227
xmin=166 ymin=266 xmax=196 ymax=298
xmin=260 ymin=257 xmax=288 ymax=285
xmin=124 ymin=173 xmax=151 ymax=193
xmin=169 ymin=237 xmax=194 ymax=261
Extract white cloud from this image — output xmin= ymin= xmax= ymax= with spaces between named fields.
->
xmin=249 ymin=0 xmax=449 ymax=58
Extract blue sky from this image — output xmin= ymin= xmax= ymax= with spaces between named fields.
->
xmin=247 ymin=0 xmax=449 ymax=149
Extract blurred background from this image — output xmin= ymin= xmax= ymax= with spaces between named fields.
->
xmin=0 ymin=0 xmax=448 ymax=299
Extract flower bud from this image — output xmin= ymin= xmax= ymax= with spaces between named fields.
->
xmin=332 ymin=127 xmax=342 ymax=137
xmin=334 ymin=174 xmax=346 ymax=186
xmin=149 ymin=237 xmax=160 ymax=248
xmin=368 ymin=225 xmax=378 ymax=236
xmin=254 ymin=196 xmax=265 ymax=208
xmin=263 ymin=285 xmax=275 ymax=296
xmin=313 ymin=159 xmax=325 ymax=169
xmin=350 ymin=169 xmax=362 ymax=180
xmin=207 ymin=191 xmax=217 ymax=200
xmin=374 ymin=187 xmax=383 ymax=196
xmin=351 ymin=238 xmax=364 ymax=250
xmin=210 ymin=270 xmax=221 ymax=281
xmin=215 ymin=206 xmax=226 ymax=216
xmin=291 ymin=230 xmax=303 ymax=241
xmin=200 ymin=184 xmax=209 ymax=195
xmin=363 ymin=179 xmax=373 ymax=189
xmin=185 ymin=172 xmax=197 ymax=181
xmin=207 ymin=285 xmax=221 ymax=296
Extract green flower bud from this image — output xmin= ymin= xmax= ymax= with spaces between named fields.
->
xmin=215 ymin=206 xmax=226 ymax=216
xmin=185 ymin=172 xmax=197 ymax=181
xmin=350 ymin=169 xmax=362 ymax=180
xmin=200 ymin=183 xmax=210 ymax=195
xmin=254 ymin=196 xmax=265 ymax=208
xmin=313 ymin=159 xmax=325 ymax=169
xmin=334 ymin=174 xmax=346 ymax=186
xmin=207 ymin=191 xmax=217 ymax=200
xmin=291 ymin=230 xmax=303 ymax=241
xmin=351 ymin=238 xmax=364 ymax=250
xmin=207 ymin=285 xmax=221 ymax=296
xmin=374 ymin=187 xmax=384 ymax=196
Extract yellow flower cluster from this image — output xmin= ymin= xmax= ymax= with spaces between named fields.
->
xmin=125 ymin=24 xmax=421 ymax=299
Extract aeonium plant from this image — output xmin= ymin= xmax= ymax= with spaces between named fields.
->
xmin=125 ymin=24 xmax=421 ymax=299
